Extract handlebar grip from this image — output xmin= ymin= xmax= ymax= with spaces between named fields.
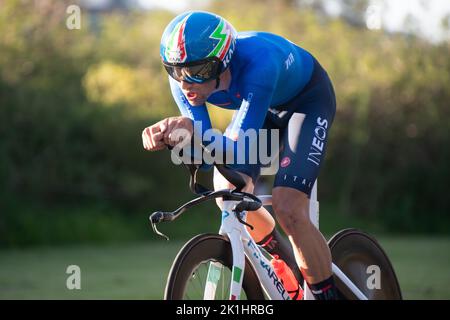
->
xmin=150 ymin=211 xmax=174 ymax=224
xmin=234 ymin=201 xmax=262 ymax=213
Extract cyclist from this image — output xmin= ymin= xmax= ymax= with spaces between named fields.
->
xmin=142 ymin=11 xmax=337 ymax=300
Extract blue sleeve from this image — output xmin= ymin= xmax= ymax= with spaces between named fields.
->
xmin=220 ymin=59 xmax=280 ymax=163
xmin=169 ymin=56 xmax=280 ymax=167
xmin=169 ymin=77 xmax=214 ymax=170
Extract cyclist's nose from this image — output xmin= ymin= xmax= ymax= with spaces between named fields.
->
xmin=180 ymin=80 xmax=194 ymax=91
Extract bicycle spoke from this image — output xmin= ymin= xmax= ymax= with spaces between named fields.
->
xmin=196 ymin=264 xmax=206 ymax=297
xmin=192 ymin=272 xmax=201 ymax=297
xmin=192 ymin=268 xmax=204 ymax=298
xmin=182 ymin=261 xmax=234 ymax=300
xmin=221 ymin=267 xmax=225 ymax=299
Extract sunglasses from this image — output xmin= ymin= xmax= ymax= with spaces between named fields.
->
xmin=162 ymin=57 xmax=222 ymax=83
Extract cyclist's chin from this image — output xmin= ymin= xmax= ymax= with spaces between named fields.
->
xmin=188 ymin=97 xmax=206 ymax=106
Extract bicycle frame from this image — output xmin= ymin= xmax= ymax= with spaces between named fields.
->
xmin=203 ymin=182 xmax=369 ymax=300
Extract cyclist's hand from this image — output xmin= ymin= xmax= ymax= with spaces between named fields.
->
xmin=142 ymin=118 xmax=169 ymax=151
xmin=162 ymin=116 xmax=193 ymax=147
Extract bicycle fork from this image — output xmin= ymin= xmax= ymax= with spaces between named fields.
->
xmin=204 ymin=200 xmax=291 ymax=300
xmin=203 ymin=201 xmax=246 ymax=300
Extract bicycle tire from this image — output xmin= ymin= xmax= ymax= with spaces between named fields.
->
xmin=328 ymin=228 xmax=402 ymax=300
xmin=164 ymin=233 xmax=265 ymax=300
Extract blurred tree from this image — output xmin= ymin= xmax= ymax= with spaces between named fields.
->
xmin=1 ymin=0 xmax=449 ymax=247
xmin=340 ymin=0 xmax=370 ymax=27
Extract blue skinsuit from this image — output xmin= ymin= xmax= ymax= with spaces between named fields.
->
xmin=169 ymin=32 xmax=336 ymax=196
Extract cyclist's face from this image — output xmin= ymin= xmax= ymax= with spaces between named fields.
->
xmin=180 ymin=79 xmax=217 ymax=106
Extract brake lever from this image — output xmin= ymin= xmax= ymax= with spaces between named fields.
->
xmin=232 ymin=207 xmax=255 ymax=231
xmin=149 ymin=211 xmax=170 ymax=240
xmin=150 ymin=223 xmax=169 ymax=241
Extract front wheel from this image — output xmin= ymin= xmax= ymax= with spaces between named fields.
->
xmin=328 ymin=228 xmax=402 ymax=300
xmin=164 ymin=233 xmax=265 ymax=300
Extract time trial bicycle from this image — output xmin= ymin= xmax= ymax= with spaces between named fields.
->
xmin=149 ymin=146 xmax=402 ymax=300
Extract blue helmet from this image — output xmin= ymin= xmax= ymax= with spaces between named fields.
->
xmin=160 ymin=11 xmax=237 ymax=83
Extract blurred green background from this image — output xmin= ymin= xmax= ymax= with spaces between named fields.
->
xmin=0 ymin=0 xmax=449 ymax=299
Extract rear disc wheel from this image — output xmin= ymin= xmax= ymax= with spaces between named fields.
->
xmin=328 ymin=228 xmax=402 ymax=300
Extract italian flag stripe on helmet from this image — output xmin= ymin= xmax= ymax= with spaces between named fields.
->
xmin=165 ymin=14 xmax=191 ymax=63
xmin=208 ymin=18 xmax=233 ymax=60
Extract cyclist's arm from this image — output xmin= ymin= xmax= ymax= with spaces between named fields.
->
xmin=169 ymin=77 xmax=213 ymax=168
xmin=169 ymin=59 xmax=279 ymax=165
xmin=218 ymin=62 xmax=280 ymax=162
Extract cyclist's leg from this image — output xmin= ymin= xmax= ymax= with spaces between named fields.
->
xmin=272 ymin=58 xmax=337 ymax=300
xmin=272 ymin=113 xmax=332 ymax=281
xmin=273 ymin=187 xmax=333 ymax=295
xmin=214 ymin=111 xmax=280 ymax=242
xmin=213 ymin=118 xmax=305 ymax=285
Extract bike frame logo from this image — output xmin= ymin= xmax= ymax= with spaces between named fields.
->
xmin=170 ymin=121 xmax=280 ymax=175
xmin=247 ymin=239 xmax=291 ymax=300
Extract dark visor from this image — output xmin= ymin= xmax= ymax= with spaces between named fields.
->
xmin=163 ymin=57 xmax=222 ymax=83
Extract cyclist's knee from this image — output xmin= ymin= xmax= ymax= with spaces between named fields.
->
xmin=213 ymin=168 xmax=233 ymax=190
xmin=214 ymin=168 xmax=254 ymax=209
xmin=215 ymin=196 xmax=227 ymax=209
xmin=272 ymin=187 xmax=311 ymax=234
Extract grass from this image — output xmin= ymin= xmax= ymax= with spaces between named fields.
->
xmin=377 ymin=236 xmax=450 ymax=299
xmin=0 ymin=236 xmax=449 ymax=300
